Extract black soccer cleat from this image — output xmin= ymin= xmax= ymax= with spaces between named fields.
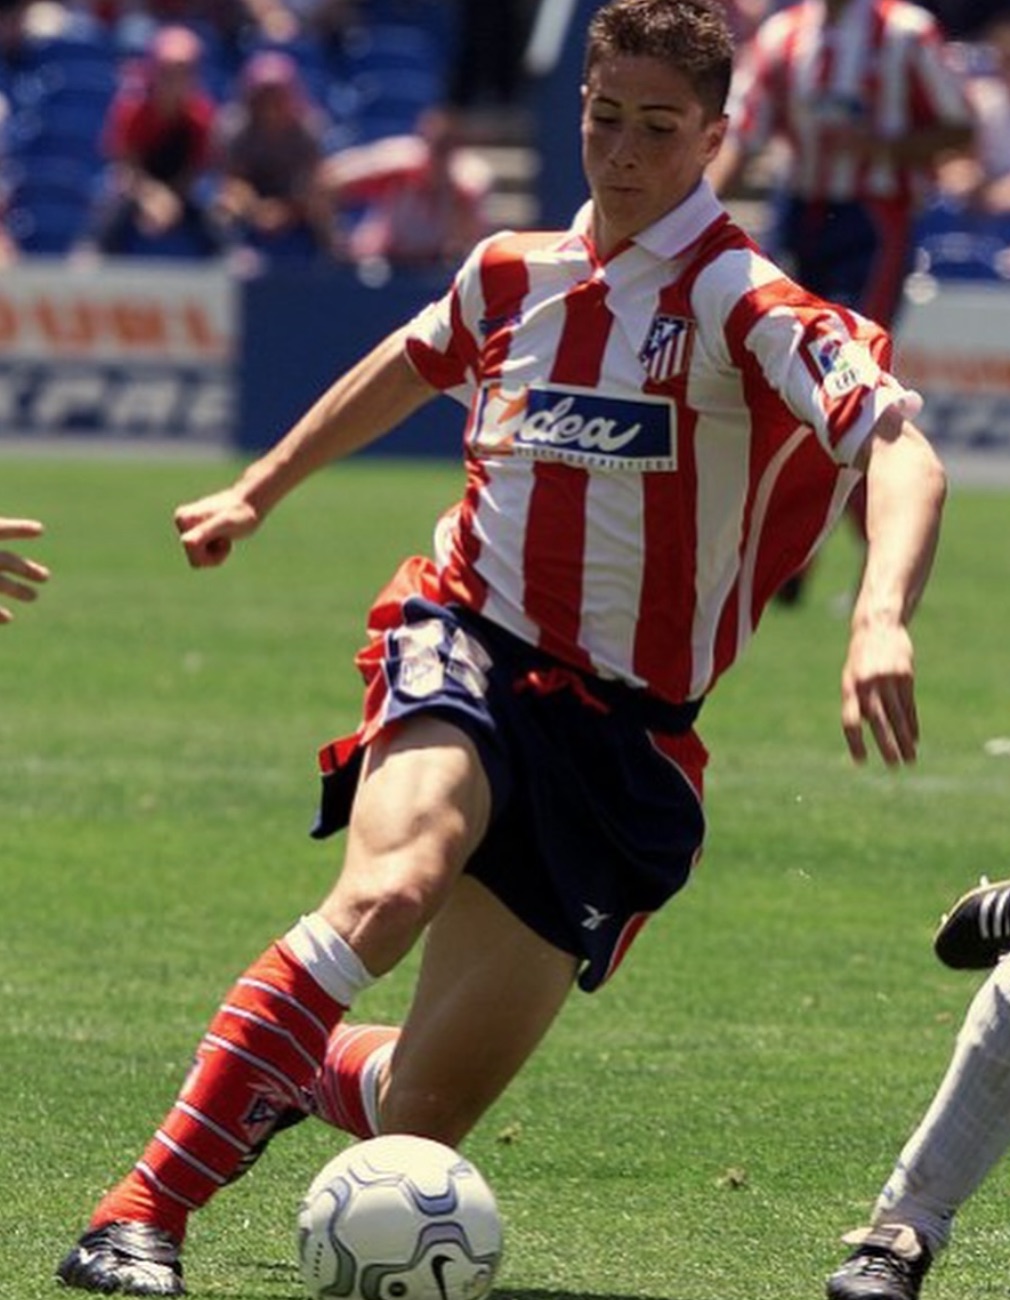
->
xmin=826 ymin=1223 xmax=932 ymax=1300
xmin=55 ymin=1221 xmax=184 ymax=1296
xmin=933 ymin=875 xmax=1010 ymax=969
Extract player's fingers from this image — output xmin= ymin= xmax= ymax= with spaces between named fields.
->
xmin=173 ymin=501 xmax=208 ymax=536
xmin=862 ymin=679 xmax=917 ymax=767
xmin=887 ymin=677 xmax=919 ymax=762
xmin=0 ymin=518 xmax=43 ymax=541
xmin=840 ymin=676 xmax=868 ymax=764
xmin=179 ymin=524 xmax=233 ymax=568
xmin=0 ymin=575 xmax=44 ymax=604
xmin=0 ymin=551 xmax=50 ymax=588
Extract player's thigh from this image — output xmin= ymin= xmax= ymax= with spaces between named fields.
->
xmin=379 ymin=875 xmax=578 ymax=1144
xmin=319 ymin=716 xmax=493 ymax=973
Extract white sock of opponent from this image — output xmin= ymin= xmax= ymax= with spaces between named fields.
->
xmin=874 ymin=958 xmax=1010 ymax=1254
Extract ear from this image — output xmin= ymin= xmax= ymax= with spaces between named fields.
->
xmin=703 ymin=113 xmax=730 ymax=164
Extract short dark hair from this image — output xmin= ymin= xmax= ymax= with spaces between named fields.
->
xmin=584 ymin=0 xmax=734 ymax=119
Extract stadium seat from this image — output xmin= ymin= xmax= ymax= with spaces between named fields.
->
xmin=6 ymin=165 xmax=94 ymax=253
xmin=342 ymin=22 xmax=445 ymax=142
xmin=914 ymin=197 xmax=1010 ymax=282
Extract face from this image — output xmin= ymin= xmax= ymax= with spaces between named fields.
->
xmin=581 ymin=54 xmax=727 ymax=256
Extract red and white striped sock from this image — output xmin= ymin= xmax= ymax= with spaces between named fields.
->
xmin=90 ymin=914 xmax=373 ymax=1242
xmin=312 ymin=1023 xmax=400 ymax=1139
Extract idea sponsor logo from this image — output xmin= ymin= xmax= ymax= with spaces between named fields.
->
xmin=471 ymin=383 xmax=676 ymax=471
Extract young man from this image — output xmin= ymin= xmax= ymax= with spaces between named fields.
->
xmin=56 ymin=1 xmax=948 ymax=1294
xmin=0 ymin=517 xmax=48 ymax=622
xmin=827 ymin=877 xmax=1010 ymax=1300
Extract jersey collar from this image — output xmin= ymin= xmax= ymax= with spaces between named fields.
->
xmin=571 ymin=179 xmax=728 ymax=264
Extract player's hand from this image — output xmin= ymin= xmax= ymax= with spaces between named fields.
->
xmin=840 ymin=620 xmax=918 ymax=766
xmin=0 ymin=518 xmax=49 ymax=622
xmin=173 ymin=490 xmax=260 ymax=568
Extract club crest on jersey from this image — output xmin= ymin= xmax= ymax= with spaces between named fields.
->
xmin=471 ymin=383 xmax=676 ymax=471
xmin=639 ymin=313 xmax=693 ymax=383
xmin=806 ymin=329 xmax=877 ymax=400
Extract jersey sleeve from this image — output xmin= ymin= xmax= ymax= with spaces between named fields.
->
xmin=403 ymin=235 xmax=498 ymax=408
xmin=696 ymin=246 xmax=922 ymax=465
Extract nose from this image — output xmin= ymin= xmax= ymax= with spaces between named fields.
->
xmin=606 ymin=124 xmax=639 ymax=167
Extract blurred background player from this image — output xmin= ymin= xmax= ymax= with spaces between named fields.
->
xmin=708 ymin=0 xmax=973 ymax=604
xmin=935 ymin=12 xmax=1010 ymax=219
xmin=0 ymin=517 xmax=48 ymax=622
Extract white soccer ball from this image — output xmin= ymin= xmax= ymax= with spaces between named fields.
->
xmin=296 ymin=1134 xmax=504 ymax=1300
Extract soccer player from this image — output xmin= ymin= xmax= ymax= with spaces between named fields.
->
xmin=56 ymin=1 xmax=948 ymax=1294
xmin=826 ymin=877 xmax=1010 ymax=1300
xmin=0 ymin=517 xmax=48 ymax=622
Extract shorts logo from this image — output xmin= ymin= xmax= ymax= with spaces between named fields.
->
xmin=581 ymin=904 xmax=612 ymax=931
xmin=471 ymin=383 xmax=676 ymax=471
xmin=393 ymin=621 xmax=490 ymax=700
xmin=639 ymin=313 xmax=693 ymax=383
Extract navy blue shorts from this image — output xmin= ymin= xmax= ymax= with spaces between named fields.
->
xmin=313 ymin=597 xmax=707 ymax=991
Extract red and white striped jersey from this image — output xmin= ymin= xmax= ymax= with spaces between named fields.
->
xmin=404 ymin=181 xmax=921 ymax=704
xmin=727 ymin=0 xmax=972 ymax=203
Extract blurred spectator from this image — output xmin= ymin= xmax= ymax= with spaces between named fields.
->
xmin=79 ymin=23 xmax=224 ymax=256
xmin=936 ymin=14 xmax=1010 ymax=215
xmin=324 ymin=104 xmax=491 ymax=267
xmin=213 ymin=48 xmax=338 ymax=264
xmin=296 ymin=0 xmax=359 ymax=43
xmin=708 ymin=0 xmax=973 ymax=604
xmin=0 ymin=200 xmax=18 ymax=265
xmin=78 ymin=1 xmax=313 ymax=62
xmin=278 ymin=0 xmax=359 ymax=41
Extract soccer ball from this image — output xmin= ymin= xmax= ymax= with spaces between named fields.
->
xmin=296 ymin=1134 xmax=503 ymax=1299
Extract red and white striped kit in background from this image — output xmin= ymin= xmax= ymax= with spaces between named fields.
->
xmin=405 ymin=179 xmax=921 ymax=706
xmin=726 ymin=0 xmax=973 ymax=205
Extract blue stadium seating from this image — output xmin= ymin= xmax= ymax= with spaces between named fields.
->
xmin=0 ymin=6 xmax=459 ymax=260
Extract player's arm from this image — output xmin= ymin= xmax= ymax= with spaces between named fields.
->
xmin=840 ymin=412 xmax=946 ymax=766
xmin=175 ymin=325 xmax=436 ymax=567
xmin=0 ymin=517 xmax=49 ymax=622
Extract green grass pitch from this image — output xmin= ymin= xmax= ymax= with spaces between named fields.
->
xmin=2 ymin=452 xmax=1008 ymax=1300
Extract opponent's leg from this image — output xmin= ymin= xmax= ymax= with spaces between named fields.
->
xmin=827 ymin=961 xmax=1010 ymax=1300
